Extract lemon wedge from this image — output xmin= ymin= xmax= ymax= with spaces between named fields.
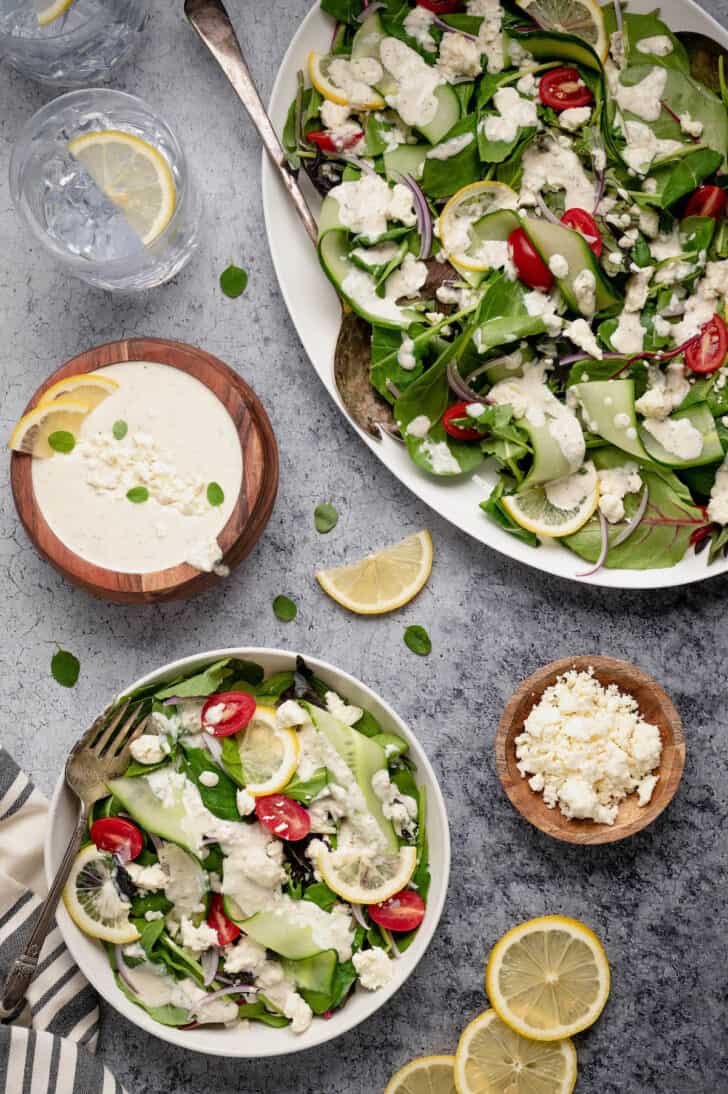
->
xmin=454 ymin=1009 xmax=577 ymax=1094
xmin=515 ymin=0 xmax=608 ymax=61
xmin=316 ymin=530 xmax=433 ymax=615
xmin=68 ymin=130 xmax=177 ymax=245
xmin=63 ymin=846 xmax=140 ymax=944
xmin=307 ymin=51 xmax=385 ymax=110
xmin=38 ymin=372 xmax=119 ymax=410
xmin=316 ymin=844 xmax=417 ymax=904
xmin=386 ymin=1056 xmax=457 ymax=1094
xmin=34 ymin=0 xmax=76 ymax=27
xmin=486 ymin=916 xmax=611 ymax=1042
xmin=439 ymin=182 xmax=519 ymax=272
xmin=237 ymin=706 xmax=300 ymax=797
xmin=9 ymin=397 xmax=91 ymax=459
xmin=500 ymin=463 xmax=599 ymax=538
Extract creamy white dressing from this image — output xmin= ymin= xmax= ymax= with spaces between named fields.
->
xmin=32 ymin=362 xmax=242 ymax=574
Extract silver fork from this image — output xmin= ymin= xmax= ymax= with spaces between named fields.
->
xmin=0 ymin=699 xmax=149 ymax=1021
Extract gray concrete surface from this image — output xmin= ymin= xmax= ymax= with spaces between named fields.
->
xmin=1 ymin=3 xmax=727 ymax=1091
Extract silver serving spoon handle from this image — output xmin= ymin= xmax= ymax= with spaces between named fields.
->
xmin=184 ymin=0 xmax=318 ymax=244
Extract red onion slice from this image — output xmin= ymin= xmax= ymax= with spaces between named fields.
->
xmin=114 ymin=944 xmax=140 ymax=995
xmin=201 ymin=947 xmax=220 ymax=987
xmin=357 ymin=0 xmax=386 ymax=19
xmin=431 ymin=13 xmax=478 ymax=40
xmin=576 ymin=510 xmax=609 ymax=577
xmin=187 ymin=984 xmax=257 ymax=1020
xmin=447 ymin=361 xmax=481 ymax=402
xmin=200 ymin=732 xmax=224 ymax=767
xmin=612 ymin=485 xmax=649 ymax=547
xmin=351 ymin=904 xmax=369 ymax=931
xmin=162 ymin=695 xmax=204 ymax=707
xmin=535 ymin=193 xmax=561 ymax=225
xmin=400 ymin=173 xmax=433 ymax=259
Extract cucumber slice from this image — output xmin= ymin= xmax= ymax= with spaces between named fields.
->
xmin=305 ymin=705 xmax=399 ymax=852
xmin=519 ymin=417 xmax=578 ymax=487
xmin=318 ymin=195 xmax=345 ymax=239
xmin=241 ymin=910 xmax=327 ymax=960
xmin=318 ymin=230 xmax=420 ymax=330
xmin=383 ymin=144 xmax=429 ymax=182
xmin=107 ymin=775 xmax=199 ymax=857
xmin=352 ymin=12 xmax=386 ymax=59
xmin=640 ymin=403 xmax=723 ymax=467
xmin=417 ymin=85 xmax=461 ymax=144
xmin=281 ymin=950 xmax=337 ymax=995
xmin=570 ymin=379 xmax=649 ymax=459
xmin=508 ymin=29 xmax=602 ymax=71
xmin=469 ymin=208 xmax=520 ymax=255
xmin=520 ymin=216 xmax=621 ymax=314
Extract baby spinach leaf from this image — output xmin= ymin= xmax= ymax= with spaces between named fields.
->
xmin=220 ymin=265 xmax=248 ymax=298
xmin=623 ymin=12 xmax=689 ymax=73
xmin=320 ymin=0 xmax=362 ymax=22
xmin=283 ymin=768 xmax=329 ymax=804
xmin=406 ymin=419 xmax=484 ymax=476
xmin=124 ymin=757 xmax=170 ymax=778
xmin=254 ymin=670 xmax=296 ymax=703
xmin=370 ymin=323 xmax=426 ymax=401
xmin=314 ymin=502 xmax=339 ymax=533
xmin=137 ymin=917 xmax=167 ymax=957
xmin=207 ymin=482 xmax=224 ymax=506
xmin=648 ymin=148 xmax=723 ymax=209
xmin=48 ymin=430 xmax=75 ymax=454
xmin=51 ymin=648 xmax=80 ymax=688
xmin=126 ymin=486 xmax=149 ymax=504
xmin=471 ymin=274 xmax=547 ymax=352
xmin=273 ymin=595 xmax=297 ymax=622
xmin=112 ymin=420 xmax=128 ymax=440
xmin=156 ymin=658 xmax=232 ymax=700
xmin=303 ymin=882 xmax=339 ymax=912
xmin=220 ymin=736 xmax=245 ymax=788
xmin=238 ymin=1000 xmax=290 ymax=1027
xmin=114 ymin=972 xmax=189 ymax=1027
xmin=157 ymin=934 xmax=205 ymax=985
xmin=226 ymin=658 xmax=265 ymax=687
xmin=353 ymin=708 xmax=381 ymax=738
xmin=130 ymin=891 xmax=172 ymax=919
xmin=182 ymin=747 xmax=240 ymax=820
xmin=404 ymin=625 xmax=431 ymax=656
xmin=481 ymin=479 xmax=540 ymax=547
xmin=201 ymin=845 xmax=224 ymax=874
xmin=421 ymin=116 xmax=480 ymax=198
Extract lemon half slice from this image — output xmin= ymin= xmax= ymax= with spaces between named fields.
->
xmin=316 ymin=530 xmax=433 ymax=615
xmin=386 ymin=1056 xmax=457 ymax=1094
xmin=34 ymin=0 xmax=76 ymax=27
xmin=516 ymin=0 xmax=608 ymax=61
xmin=68 ymin=130 xmax=177 ymax=245
xmin=307 ymin=51 xmax=385 ymax=110
xmin=439 ymin=182 xmax=519 ymax=272
xmin=237 ymin=706 xmax=300 ymax=797
xmin=316 ymin=844 xmax=417 ymax=904
xmin=486 ymin=916 xmax=611 ymax=1041
xmin=454 ymin=1009 xmax=577 ymax=1094
xmin=500 ymin=463 xmax=599 ymax=538
xmin=38 ymin=372 xmax=119 ymax=410
xmin=63 ymin=846 xmax=140 ymax=944
xmin=9 ymin=397 xmax=91 ymax=459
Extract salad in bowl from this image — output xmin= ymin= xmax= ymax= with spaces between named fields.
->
xmin=283 ymin=0 xmax=728 ymax=575
xmin=51 ymin=651 xmax=448 ymax=1054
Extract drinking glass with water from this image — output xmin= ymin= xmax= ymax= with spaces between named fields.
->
xmin=10 ymin=89 xmax=202 ymax=291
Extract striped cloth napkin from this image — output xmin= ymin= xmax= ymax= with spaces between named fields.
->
xmin=0 ymin=748 xmax=126 ymax=1093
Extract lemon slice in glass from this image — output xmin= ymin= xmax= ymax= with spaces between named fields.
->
xmin=486 ymin=916 xmax=611 ymax=1041
xmin=63 ymin=845 xmax=140 ymax=944
xmin=316 ymin=530 xmax=432 ymax=615
xmin=500 ymin=463 xmax=599 ymax=538
xmin=307 ymin=51 xmax=385 ymax=110
xmin=455 ymin=1009 xmax=577 ymax=1094
xmin=439 ymin=182 xmax=519 ymax=271
xmin=34 ymin=0 xmax=76 ymax=27
xmin=38 ymin=372 xmax=119 ymax=410
xmin=9 ymin=397 xmax=91 ymax=458
xmin=237 ymin=706 xmax=300 ymax=796
xmin=68 ymin=130 xmax=177 ymax=245
xmin=516 ymin=0 xmax=608 ymax=61
xmin=316 ymin=844 xmax=417 ymax=904
xmin=385 ymin=1056 xmax=457 ymax=1094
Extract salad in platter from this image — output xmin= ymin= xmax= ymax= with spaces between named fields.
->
xmin=284 ymin=0 xmax=728 ymax=574
xmin=62 ymin=656 xmax=430 ymax=1035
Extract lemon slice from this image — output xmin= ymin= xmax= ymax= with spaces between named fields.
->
xmin=308 ymin=51 xmax=385 ymax=110
xmin=386 ymin=1056 xmax=457 ymax=1094
xmin=454 ymin=1009 xmax=577 ymax=1094
xmin=316 ymin=844 xmax=417 ymax=904
xmin=34 ymin=0 xmax=76 ymax=26
xmin=500 ymin=462 xmax=599 ymax=538
xmin=63 ymin=845 xmax=140 ymax=944
xmin=316 ymin=530 xmax=432 ymax=615
xmin=68 ymin=130 xmax=177 ymax=245
xmin=515 ymin=0 xmax=608 ymax=61
xmin=439 ymin=182 xmax=519 ymax=271
xmin=9 ymin=397 xmax=91 ymax=459
xmin=486 ymin=916 xmax=611 ymax=1041
xmin=38 ymin=372 xmax=119 ymax=410
xmin=237 ymin=705 xmax=300 ymax=796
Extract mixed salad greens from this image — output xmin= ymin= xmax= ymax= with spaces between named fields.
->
xmin=64 ymin=656 xmax=429 ymax=1034
xmin=284 ymin=0 xmax=728 ymax=572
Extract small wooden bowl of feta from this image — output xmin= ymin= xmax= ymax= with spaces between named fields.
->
xmin=495 ymin=656 xmax=685 ymax=845
xmin=10 ymin=337 xmax=278 ymax=603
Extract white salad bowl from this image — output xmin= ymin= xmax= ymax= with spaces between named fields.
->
xmin=262 ymin=0 xmax=728 ymax=590
xmin=45 ymin=648 xmax=451 ymax=1057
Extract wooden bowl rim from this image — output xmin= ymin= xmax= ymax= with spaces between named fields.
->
xmin=10 ymin=337 xmax=279 ymax=603
xmin=495 ymin=655 xmax=686 ymax=845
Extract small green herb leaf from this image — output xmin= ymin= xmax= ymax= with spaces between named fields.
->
xmin=273 ymin=595 xmax=297 ymax=622
xmin=51 ymin=648 xmax=80 ymax=688
xmin=113 ymin=420 xmax=128 ymax=440
xmin=207 ymin=482 xmax=225 ymax=506
xmin=220 ymin=265 xmax=248 ymax=298
xmin=404 ymin=625 xmax=431 ymax=656
xmin=48 ymin=431 xmax=75 ymax=454
xmin=314 ymin=502 xmax=339 ymax=534
xmin=127 ymin=487 xmax=149 ymax=504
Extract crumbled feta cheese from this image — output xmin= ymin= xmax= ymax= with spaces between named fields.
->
xmin=467 ymin=0 xmax=504 ymax=74
xmin=199 ymin=770 xmax=219 ymax=788
xmin=328 ymin=56 xmax=383 ymax=108
xmin=437 ymin=31 xmax=481 ymax=81
xmin=236 ymin=788 xmax=256 ymax=817
xmin=129 ymin=734 xmax=168 ymax=765
xmin=276 ymin=700 xmax=309 ymax=728
xmin=548 ymin=253 xmax=569 ymax=279
xmin=329 ymin=174 xmax=416 ymax=242
xmin=615 ymin=66 xmax=667 ymax=122
xmin=144 ymin=909 xmax=164 ymax=921
xmin=642 ymin=417 xmax=704 ymax=460
xmin=387 ymin=253 xmax=428 ymax=301
xmin=353 ymin=947 xmax=395 ymax=991
xmin=223 ymin=935 xmax=267 ymax=974
xmin=371 ymin=769 xmax=418 ymax=837
xmin=564 ymin=319 xmax=602 ymax=359
xmin=419 ymin=438 xmax=462 ymax=474
xmin=125 ymin=862 xmax=168 ymax=891
xmin=398 ymin=334 xmax=417 ymax=371
xmin=624 ymin=266 xmax=653 ymax=312
xmin=636 ymin=34 xmax=673 ymax=56
xmin=482 ymin=86 xmax=537 ymax=144
xmin=516 ymin=72 xmax=536 ymax=96
xmin=325 ymin=690 xmax=364 ymax=727
xmin=611 ymin=312 xmax=645 ymax=355
xmin=708 ymin=455 xmax=728 ymax=524
xmin=620 ymin=120 xmax=681 ymax=175
xmin=679 ymin=112 xmax=703 ymax=138
xmin=179 ymin=916 xmax=220 ymax=953
xmin=573 ymin=268 xmax=596 ymax=318
xmin=558 ymin=106 xmax=592 ymax=132
xmin=403 ymin=5 xmax=437 ymax=51
xmin=523 ymin=289 xmax=563 ymax=335
xmin=635 ymin=362 xmax=689 ymax=420
xmin=488 ymin=361 xmax=584 ymax=469
xmin=598 ymin=463 xmax=642 ymax=523
xmin=380 ymin=37 xmax=443 ymax=127
xmin=515 ymin=668 xmax=663 ymax=825
xmin=407 ymin=414 xmax=431 ymax=439
xmin=320 ymin=100 xmax=350 ymax=130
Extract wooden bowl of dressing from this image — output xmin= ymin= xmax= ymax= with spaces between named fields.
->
xmin=11 ymin=337 xmax=278 ymax=604
xmin=496 ymin=656 xmax=685 ymax=845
